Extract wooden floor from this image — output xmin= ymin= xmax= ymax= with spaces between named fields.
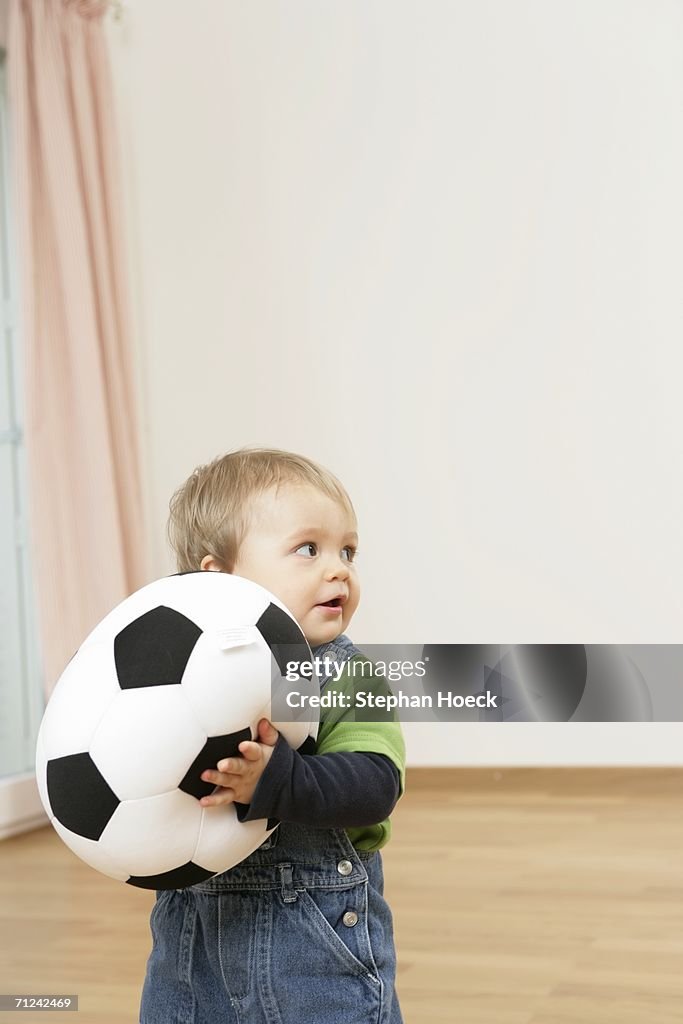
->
xmin=1 ymin=768 xmax=682 ymax=1023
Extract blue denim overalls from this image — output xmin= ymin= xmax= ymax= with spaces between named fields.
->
xmin=139 ymin=635 xmax=403 ymax=1024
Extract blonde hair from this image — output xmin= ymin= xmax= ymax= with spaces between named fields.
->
xmin=167 ymin=446 xmax=356 ymax=573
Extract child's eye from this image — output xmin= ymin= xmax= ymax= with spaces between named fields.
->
xmin=341 ymin=546 xmax=358 ymax=562
xmin=295 ymin=542 xmax=317 ymax=558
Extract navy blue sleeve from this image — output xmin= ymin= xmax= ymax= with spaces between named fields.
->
xmin=234 ymin=734 xmax=401 ymax=828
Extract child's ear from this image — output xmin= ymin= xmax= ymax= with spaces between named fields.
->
xmin=200 ymin=554 xmax=224 ymax=572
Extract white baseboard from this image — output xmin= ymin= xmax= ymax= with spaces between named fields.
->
xmin=0 ymin=773 xmax=48 ymax=840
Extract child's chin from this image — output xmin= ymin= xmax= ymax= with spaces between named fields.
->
xmin=308 ymin=624 xmax=342 ymax=646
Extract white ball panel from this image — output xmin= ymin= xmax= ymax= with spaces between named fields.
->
xmin=268 ymin=670 xmax=319 ymax=744
xmin=193 ymin=806 xmax=274 ymax=874
xmin=181 ymin=635 xmax=273 ymax=737
xmin=40 ymin=642 xmax=120 ymax=759
xmin=52 ymin=818 xmax=130 ymax=882
xmin=90 ymin=688 xmax=206 ymax=800
xmin=100 ymin=790 xmax=201 ymax=877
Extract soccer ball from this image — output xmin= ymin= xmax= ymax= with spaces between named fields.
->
xmin=35 ymin=571 xmax=317 ymax=889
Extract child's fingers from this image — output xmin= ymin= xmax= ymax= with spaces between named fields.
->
xmin=203 ymin=767 xmax=239 ymax=786
xmin=233 ymin=741 xmax=261 ymax=763
xmin=200 ymin=787 xmax=235 ymax=807
xmin=257 ymin=718 xmax=279 ymax=746
xmin=211 ymin=758 xmax=244 ymax=776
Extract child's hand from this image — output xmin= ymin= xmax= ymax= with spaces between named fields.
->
xmin=199 ymin=718 xmax=279 ymax=807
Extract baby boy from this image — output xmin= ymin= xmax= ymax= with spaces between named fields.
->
xmin=140 ymin=446 xmax=406 ymax=1024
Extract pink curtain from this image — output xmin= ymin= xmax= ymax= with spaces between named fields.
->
xmin=8 ymin=0 xmax=148 ymax=695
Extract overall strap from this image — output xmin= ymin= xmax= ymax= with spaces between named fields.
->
xmin=310 ymin=634 xmax=363 ymax=691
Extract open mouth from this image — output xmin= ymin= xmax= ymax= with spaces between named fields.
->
xmin=319 ymin=598 xmax=342 ymax=608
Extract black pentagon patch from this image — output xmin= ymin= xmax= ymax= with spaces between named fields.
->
xmin=114 ymin=605 xmax=202 ymax=690
xmin=296 ymin=734 xmax=317 ymax=756
xmin=233 ymin=803 xmax=278 ymax=830
xmin=234 ymin=800 xmax=250 ymax=823
xmin=47 ymin=752 xmax=120 ymax=840
xmin=256 ymin=603 xmax=311 ymax=676
xmin=127 ymin=861 xmax=216 ymax=890
xmin=179 ymin=729 xmax=252 ymax=800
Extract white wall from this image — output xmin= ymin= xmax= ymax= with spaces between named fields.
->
xmin=106 ymin=1 xmax=683 ymax=764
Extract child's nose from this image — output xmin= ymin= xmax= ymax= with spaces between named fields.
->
xmin=325 ymin=554 xmax=350 ymax=580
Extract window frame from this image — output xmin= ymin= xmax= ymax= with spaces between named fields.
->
xmin=0 ymin=48 xmax=49 ymax=836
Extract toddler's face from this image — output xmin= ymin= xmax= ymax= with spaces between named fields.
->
xmin=205 ymin=483 xmax=360 ymax=648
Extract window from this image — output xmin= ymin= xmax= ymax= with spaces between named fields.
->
xmin=0 ymin=50 xmax=45 ymax=780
